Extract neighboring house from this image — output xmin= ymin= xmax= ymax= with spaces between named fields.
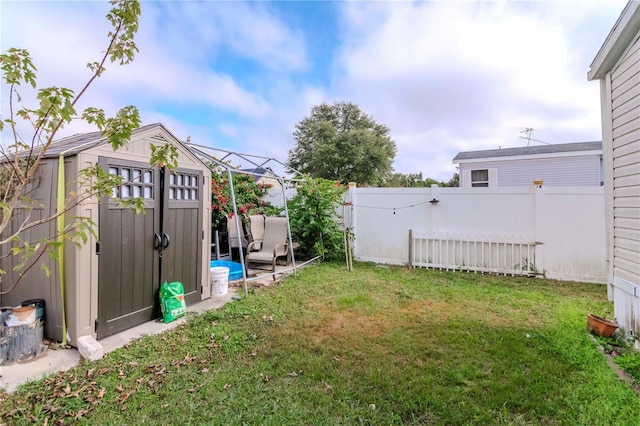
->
xmin=0 ymin=123 xmax=212 ymax=344
xmin=239 ymin=166 xmax=283 ymax=190
xmin=452 ymin=142 xmax=603 ymax=187
xmin=588 ymin=1 xmax=640 ymax=345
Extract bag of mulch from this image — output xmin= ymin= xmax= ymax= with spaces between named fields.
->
xmin=160 ymin=281 xmax=187 ymax=323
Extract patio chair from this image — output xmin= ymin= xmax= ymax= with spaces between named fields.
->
xmin=245 ymin=216 xmax=290 ymax=273
xmin=227 ymin=216 xmax=248 ymax=249
xmin=247 ymin=214 xmax=265 ymax=251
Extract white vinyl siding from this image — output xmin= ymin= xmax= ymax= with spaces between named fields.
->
xmin=458 ymin=155 xmax=601 ymax=187
xmin=611 ymin=36 xmax=640 ymax=285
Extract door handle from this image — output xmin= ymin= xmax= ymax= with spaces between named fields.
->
xmin=155 ymin=233 xmax=169 ymax=257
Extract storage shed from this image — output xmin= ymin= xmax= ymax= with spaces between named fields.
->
xmin=0 ymin=123 xmax=211 ymax=344
xmin=588 ymin=1 xmax=640 ymax=345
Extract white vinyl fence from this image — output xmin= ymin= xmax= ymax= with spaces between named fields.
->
xmin=409 ymin=230 xmax=539 ymax=276
xmin=347 ymin=185 xmax=607 ymax=283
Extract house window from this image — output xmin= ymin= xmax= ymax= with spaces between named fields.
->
xmin=471 ymin=169 xmax=489 ymax=187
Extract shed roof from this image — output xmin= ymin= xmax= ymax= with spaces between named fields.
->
xmin=43 ymin=123 xmax=175 ymax=158
xmin=452 ymin=141 xmax=602 ymax=163
xmin=588 ymin=1 xmax=640 ymax=80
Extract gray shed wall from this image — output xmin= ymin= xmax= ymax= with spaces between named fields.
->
xmin=0 ymin=159 xmax=65 ymax=341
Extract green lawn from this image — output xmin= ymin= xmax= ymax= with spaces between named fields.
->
xmin=2 ymin=262 xmax=639 ymax=425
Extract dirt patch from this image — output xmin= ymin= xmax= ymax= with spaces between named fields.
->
xmin=400 ymin=299 xmax=537 ymax=328
xmin=600 ymin=347 xmax=640 ymax=398
xmin=309 ymin=296 xmax=537 ymax=345
xmin=311 ymin=310 xmax=388 ymax=343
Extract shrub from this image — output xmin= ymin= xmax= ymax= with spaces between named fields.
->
xmin=287 ymin=177 xmax=347 ymax=261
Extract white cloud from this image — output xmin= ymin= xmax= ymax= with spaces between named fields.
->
xmin=1 ymin=0 xmax=627 ymax=182
xmin=141 ymin=1 xmax=308 ymax=71
xmin=330 ymin=1 xmax=624 ymax=179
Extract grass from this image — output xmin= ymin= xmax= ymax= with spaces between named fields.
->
xmin=594 ymin=333 xmax=640 ymax=385
xmin=2 ymin=262 xmax=639 ymax=425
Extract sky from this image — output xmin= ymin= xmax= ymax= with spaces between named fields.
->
xmin=0 ymin=0 xmax=629 ymax=181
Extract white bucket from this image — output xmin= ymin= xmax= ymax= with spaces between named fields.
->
xmin=211 ymin=266 xmax=229 ymax=296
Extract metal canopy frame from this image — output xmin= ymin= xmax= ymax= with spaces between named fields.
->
xmin=187 ymin=143 xmax=313 ymax=296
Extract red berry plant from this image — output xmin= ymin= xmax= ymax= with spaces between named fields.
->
xmin=210 ymin=172 xmax=281 ymax=231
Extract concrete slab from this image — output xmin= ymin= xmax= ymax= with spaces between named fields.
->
xmin=0 ymin=290 xmax=237 ymax=394
xmin=0 ymin=262 xmax=304 ymax=394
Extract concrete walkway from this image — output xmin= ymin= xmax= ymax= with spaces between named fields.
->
xmin=0 ymin=261 xmax=304 ymax=394
xmin=0 ymin=291 xmax=237 ymax=394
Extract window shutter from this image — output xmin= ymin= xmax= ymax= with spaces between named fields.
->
xmin=461 ymin=169 xmax=472 ymax=188
xmin=488 ymin=168 xmax=498 ymax=187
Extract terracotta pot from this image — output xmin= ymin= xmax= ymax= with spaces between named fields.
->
xmin=587 ymin=314 xmax=618 ymax=337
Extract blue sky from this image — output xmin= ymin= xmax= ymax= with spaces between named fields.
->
xmin=0 ymin=0 xmax=629 ymax=181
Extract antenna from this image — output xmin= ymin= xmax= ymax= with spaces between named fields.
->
xmin=518 ymin=128 xmax=550 ymax=146
xmin=520 ymin=128 xmax=534 ymax=146
xmin=522 ymin=137 xmax=550 ymax=145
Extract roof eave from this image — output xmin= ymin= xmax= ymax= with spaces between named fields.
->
xmin=453 ymin=149 xmax=603 ymax=165
xmin=588 ymin=1 xmax=640 ymax=80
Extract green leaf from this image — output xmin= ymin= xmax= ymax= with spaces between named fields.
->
xmin=150 ymin=143 xmax=179 ymax=170
xmin=41 ymin=264 xmax=51 ymax=277
xmin=103 ymin=105 xmax=140 ymax=151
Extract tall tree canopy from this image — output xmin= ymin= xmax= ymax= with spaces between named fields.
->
xmin=287 ymin=101 xmax=397 ymax=186
xmin=381 ymin=172 xmax=460 ymax=188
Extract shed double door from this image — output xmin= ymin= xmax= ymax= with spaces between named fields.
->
xmin=97 ymin=158 xmax=203 ymax=338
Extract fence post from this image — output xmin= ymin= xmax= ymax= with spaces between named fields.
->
xmin=533 ymin=181 xmax=545 ymax=277
xmin=347 ymin=182 xmax=357 ymax=263
xmin=408 ymin=229 xmax=413 ymax=268
xmin=429 ymin=184 xmax=440 ymax=233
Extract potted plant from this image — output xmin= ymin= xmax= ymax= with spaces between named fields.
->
xmin=587 ymin=314 xmax=619 ymax=337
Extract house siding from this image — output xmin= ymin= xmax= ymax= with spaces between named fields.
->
xmin=458 ymin=155 xmax=602 ymax=187
xmin=611 ymin=36 xmax=640 ymax=286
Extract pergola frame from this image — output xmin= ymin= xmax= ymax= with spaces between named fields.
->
xmin=187 ymin=143 xmax=317 ymax=296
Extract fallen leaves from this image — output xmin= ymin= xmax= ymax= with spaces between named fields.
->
xmin=26 ymin=370 xmax=111 ymax=423
xmin=1 ymin=315 xmax=257 ymax=424
xmin=146 ymin=363 xmax=167 ymax=376
xmin=171 ymin=353 xmax=196 ymax=368
xmin=117 ymin=389 xmax=134 ymax=405
xmin=74 ymin=408 xmax=91 ymax=421
xmin=187 ymin=384 xmax=204 ymax=393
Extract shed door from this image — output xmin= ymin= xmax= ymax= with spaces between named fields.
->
xmin=159 ymin=168 xmax=203 ymax=305
xmin=97 ymin=160 xmax=204 ymax=338
xmin=97 ymin=159 xmax=160 ymax=338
